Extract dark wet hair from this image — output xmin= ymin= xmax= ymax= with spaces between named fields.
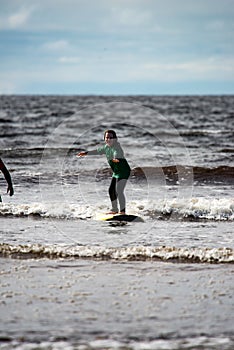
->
xmin=103 ymin=129 xmax=117 ymax=140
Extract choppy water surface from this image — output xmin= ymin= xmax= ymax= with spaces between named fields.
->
xmin=0 ymin=95 xmax=234 ymax=349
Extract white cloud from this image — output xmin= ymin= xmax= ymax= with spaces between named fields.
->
xmin=142 ymin=57 xmax=234 ymax=81
xmin=0 ymin=6 xmax=35 ymax=29
xmin=43 ymin=40 xmax=70 ymax=51
xmin=1 ymin=54 xmax=234 ymax=95
xmin=58 ymin=56 xmax=81 ymax=64
xmin=21 ymin=55 xmax=234 ymax=83
xmin=111 ymin=7 xmax=152 ymax=27
xmin=206 ymin=20 xmax=226 ymax=31
xmin=0 ymin=0 xmax=234 ymax=94
xmin=8 ymin=9 xmax=31 ymax=28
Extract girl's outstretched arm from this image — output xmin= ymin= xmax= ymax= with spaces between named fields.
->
xmin=77 ymin=151 xmax=88 ymax=157
xmin=77 ymin=150 xmax=99 ymax=157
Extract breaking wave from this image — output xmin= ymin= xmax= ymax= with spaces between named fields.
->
xmin=132 ymin=165 xmax=234 ymax=185
xmin=0 ymin=197 xmax=233 ymax=221
xmin=0 ymin=243 xmax=233 ymax=263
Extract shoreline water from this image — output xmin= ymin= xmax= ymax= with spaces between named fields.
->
xmin=1 ymin=258 xmax=234 ymax=350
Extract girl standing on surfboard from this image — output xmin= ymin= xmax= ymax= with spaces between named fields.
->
xmin=77 ymin=130 xmax=131 ymax=215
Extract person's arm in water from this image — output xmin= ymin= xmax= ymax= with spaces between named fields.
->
xmin=0 ymin=158 xmax=14 ymax=196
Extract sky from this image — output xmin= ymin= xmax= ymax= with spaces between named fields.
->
xmin=0 ymin=0 xmax=234 ymax=95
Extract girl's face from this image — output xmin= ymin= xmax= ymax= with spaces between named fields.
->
xmin=104 ymin=132 xmax=114 ymax=146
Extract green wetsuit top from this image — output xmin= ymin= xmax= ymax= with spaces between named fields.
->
xmin=90 ymin=142 xmax=131 ymax=179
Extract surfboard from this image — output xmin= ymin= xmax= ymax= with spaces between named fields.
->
xmin=96 ymin=213 xmax=144 ymax=222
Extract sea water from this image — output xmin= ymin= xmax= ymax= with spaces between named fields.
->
xmin=0 ymin=95 xmax=234 ymax=349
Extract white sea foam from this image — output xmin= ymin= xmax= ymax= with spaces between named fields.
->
xmin=0 ymin=336 xmax=232 ymax=349
xmin=0 ymin=197 xmax=233 ymax=221
xmin=0 ymin=243 xmax=233 ymax=263
xmin=135 ymin=197 xmax=234 ymax=221
xmin=0 ymin=202 xmax=94 ymax=220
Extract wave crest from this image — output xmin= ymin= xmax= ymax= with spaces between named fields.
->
xmin=0 ymin=197 xmax=233 ymax=221
xmin=0 ymin=243 xmax=233 ymax=263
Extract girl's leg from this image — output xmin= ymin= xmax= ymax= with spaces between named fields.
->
xmin=116 ymin=178 xmax=127 ymax=213
xmin=108 ymin=177 xmax=118 ymax=212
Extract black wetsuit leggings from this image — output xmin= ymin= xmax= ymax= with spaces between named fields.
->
xmin=109 ymin=177 xmax=128 ymax=212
